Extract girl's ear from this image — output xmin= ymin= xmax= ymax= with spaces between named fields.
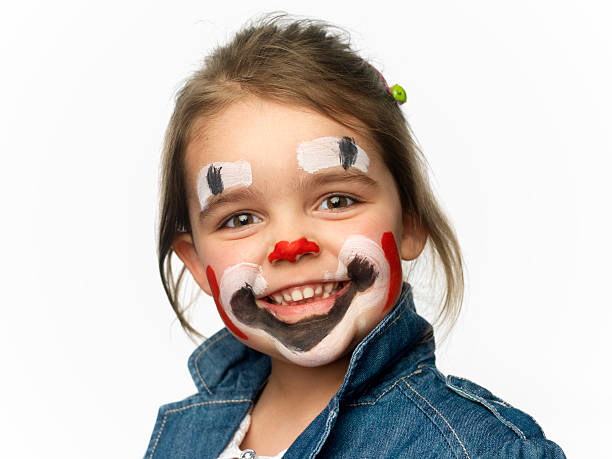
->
xmin=172 ymin=233 xmax=213 ymax=296
xmin=400 ymin=214 xmax=428 ymax=261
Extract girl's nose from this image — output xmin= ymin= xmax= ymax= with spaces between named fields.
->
xmin=268 ymin=237 xmax=320 ymax=263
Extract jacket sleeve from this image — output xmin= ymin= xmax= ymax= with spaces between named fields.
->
xmin=491 ymin=438 xmax=566 ymax=458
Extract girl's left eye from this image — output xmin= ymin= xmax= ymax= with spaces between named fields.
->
xmin=222 ymin=213 xmax=262 ymax=229
xmin=317 ymin=195 xmax=356 ymax=211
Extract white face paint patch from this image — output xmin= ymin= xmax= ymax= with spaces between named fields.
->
xmin=333 ymin=235 xmax=390 ymax=289
xmin=297 ymin=136 xmax=370 ymax=174
xmin=197 ymin=160 xmax=252 ymax=211
xmin=276 ymin=235 xmax=390 ymax=367
xmin=215 ymin=234 xmax=392 ymax=367
xmin=219 ymin=262 xmax=267 ymax=310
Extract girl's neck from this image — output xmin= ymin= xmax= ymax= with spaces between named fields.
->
xmin=239 ymin=355 xmax=352 ymax=454
xmin=264 ymin=354 xmax=351 ymax=408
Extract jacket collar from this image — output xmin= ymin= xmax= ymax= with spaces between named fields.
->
xmin=187 ymin=283 xmax=435 ymax=401
xmin=335 ymin=283 xmax=435 ymax=400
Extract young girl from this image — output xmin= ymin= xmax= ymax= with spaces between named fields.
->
xmin=145 ymin=15 xmax=565 ymax=458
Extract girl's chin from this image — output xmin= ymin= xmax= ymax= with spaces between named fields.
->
xmin=281 ymin=331 xmax=364 ymax=368
xmin=256 ymin=281 xmax=351 ymax=324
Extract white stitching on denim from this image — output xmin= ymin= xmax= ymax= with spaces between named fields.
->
xmin=446 ymin=383 xmax=526 ymax=440
xmin=490 ymin=399 xmax=510 ymax=408
xmin=148 ymin=398 xmax=252 ymax=458
xmin=309 ymin=408 xmax=337 ymax=459
xmin=194 ymin=331 xmax=230 ymax=395
xmin=520 ymin=409 xmax=546 ymax=438
xmin=307 ymin=298 xmax=412 ymax=457
xmin=446 ymin=376 xmax=526 ymax=439
xmin=403 ymin=380 xmax=471 ymax=459
xmin=446 ymin=373 xmax=544 ymax=438
xmin=384 ymin=303 xmax=408 ymax=329
xmin=346 ymin=369 xmax=423 ymax=407
xmin=148 ymin=415 xmax=168 ymax=458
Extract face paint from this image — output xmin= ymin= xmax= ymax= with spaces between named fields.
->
xmin=212 ymin=233 xmax=395 ymax=367
xmin=206 ymin=165 xmax=223 ymax=195
xmin=297 ymin=136 xmax=370 ymax=174
xmin=205 ymin=266 xmax=248 ymax=340
xmin=208 ymin=262 xmax=267 ymax=341
xmin=218 ymin=262 xmax=267 ymax=308
xmin=338 ymin=136 xmax=358 ymax=169
xmin=381 ymin=231 xmax=403 ymax=311
xmin=197 ymin=160 xmax=252 ymax=211
xmin=268 ymin=237 xmax=320 ymax=263
xmin=331 ymin=234 xmax=390 ymax=305
xmin=230 ymin=256 xmax=376 ymax=352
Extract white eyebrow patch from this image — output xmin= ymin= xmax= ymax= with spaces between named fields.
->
xmin=297 ymin=136 xmax=370 ymax=174
xmin=196 ymin=160 xmax=252 ymax=211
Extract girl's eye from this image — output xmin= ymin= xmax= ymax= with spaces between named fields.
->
xmin=222 ymin=213 xmax=262 ymax=229
xmin=317 ymin=195 xmax=356 ymax=211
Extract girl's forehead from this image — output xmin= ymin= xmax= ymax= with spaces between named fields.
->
xmin=184 ymin=98 xmax=382 ymax=184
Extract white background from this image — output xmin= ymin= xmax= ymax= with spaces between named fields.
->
xmin=1 ymin=1 xmax=610 ymax=457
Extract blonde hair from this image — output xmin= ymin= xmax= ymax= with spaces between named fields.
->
xmin=157 ymin=14 xmax=464 ymax=340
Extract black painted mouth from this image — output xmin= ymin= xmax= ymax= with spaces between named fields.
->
xmin=230 ymin=256 xmax=378 ymax=352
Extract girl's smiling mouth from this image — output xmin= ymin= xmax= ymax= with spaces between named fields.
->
xmin=229 ymin=255 xmax=378 ymax=352
xmin=258 ymin=281 xmax=350 ymax=324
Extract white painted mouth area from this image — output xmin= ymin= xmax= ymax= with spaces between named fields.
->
xmin=214 ymin=235 xmax=392 ymax=368
xmin=276 ymin=234 xmax=391 ymax=366
xmin=297 ymin=136 xmax=370 ymax=173
xmin=197 ymin=160 xmax=252 ymax=211
xmin=218 ymin=262 xmax=267 ymax=310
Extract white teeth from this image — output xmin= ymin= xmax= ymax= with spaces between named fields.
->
xmin=267 ymin=281 xmax=347 ymax=306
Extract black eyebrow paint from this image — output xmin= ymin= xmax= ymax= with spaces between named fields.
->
xmin=207 ymin=165 xmax=224 ymax=195
xmin=338 ymin=136 xmax=358 ymax=170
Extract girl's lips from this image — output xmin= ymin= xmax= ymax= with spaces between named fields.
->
xmin=257 ymin=281 xmax=351 ymax=324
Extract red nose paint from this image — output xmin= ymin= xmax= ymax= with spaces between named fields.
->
xmin=206 ymin=265 xmax=248 ymax=340
xmin=381 ymin=232 xmax=403 ymax=311
xmin=268 ymin=237 xmax=320 ymax=263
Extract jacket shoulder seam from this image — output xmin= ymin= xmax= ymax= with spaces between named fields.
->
xmin=345 ymin=369 xmax=422 ymax=407
xmin=401 ymin=379 xmax=471 ymax=458
xmin=446 ymin=375 xmax=527 ymax=440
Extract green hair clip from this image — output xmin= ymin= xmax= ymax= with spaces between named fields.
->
xmin=359 ymin=57 xmax=406 ymax=106
xmin=390 ymin=84 xmax=407 ymax=104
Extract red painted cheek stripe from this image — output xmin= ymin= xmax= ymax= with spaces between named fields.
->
xmin=268 ymin=237 xmax=320 ymax=263
xmin=381 ymin=231 xmax=403 ymax=311
xmin=205 ymin=265 xmax=248 ymax=340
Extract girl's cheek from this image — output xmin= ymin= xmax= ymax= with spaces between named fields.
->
xmin=202 ymin=244 xmax=250 ymax=274
xmin=205 ymin=265 xmax=249 ymax=340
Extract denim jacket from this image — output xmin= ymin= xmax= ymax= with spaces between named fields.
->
xmin=145 ymin=285 xmax=565 ymax=458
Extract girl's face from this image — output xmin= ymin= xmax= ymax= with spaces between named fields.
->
xmin=174 ymin=97 xmax=426 ymax=367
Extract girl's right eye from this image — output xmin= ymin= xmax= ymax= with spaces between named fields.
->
xmin=221 ymin=213 xmax=262 ymax=229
